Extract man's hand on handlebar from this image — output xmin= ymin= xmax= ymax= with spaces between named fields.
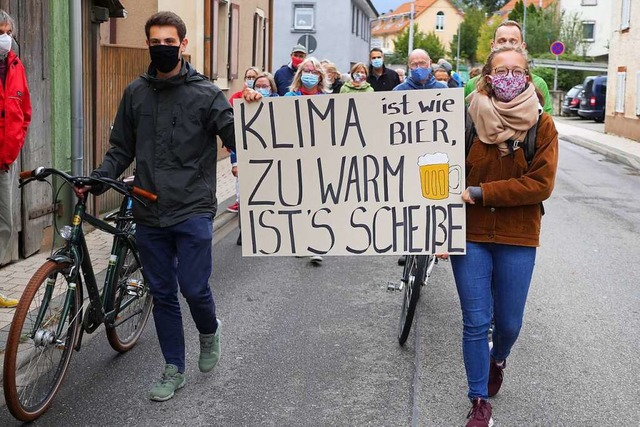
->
xmin=73 ymin=185 xmax=92 ymax=200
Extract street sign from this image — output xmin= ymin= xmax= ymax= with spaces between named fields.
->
xmin=550 ymin=41 xmax=565 ymax=56
xmin=298 ymin=34 xmax=317 ymax=54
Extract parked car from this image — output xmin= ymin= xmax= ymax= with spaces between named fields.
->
xmin=578 ymin=75 xmax=607 ymax=122
xmin=561 ymin=84 xmax=583 ymax=116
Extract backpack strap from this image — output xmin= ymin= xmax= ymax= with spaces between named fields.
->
xmin=464 ymin=109 xmax=476 ymax=159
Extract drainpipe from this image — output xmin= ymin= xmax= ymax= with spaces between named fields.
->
xmin=70 ymin=0 xmax=83 ymax=175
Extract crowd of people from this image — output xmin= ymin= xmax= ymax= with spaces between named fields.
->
xmin=0 ymin=8 xmax=557 ymax=427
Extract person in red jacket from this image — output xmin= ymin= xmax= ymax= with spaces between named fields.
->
xmin=0 ymin=9 xmax=31 ymax=296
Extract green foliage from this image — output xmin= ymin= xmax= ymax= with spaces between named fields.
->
xmin=524 ymin=8 xmax=561 ymax=55
xmin=532 ymin=66 xmax=591 ymax=92
xmin=454 ymin=1 xmax=508 ymax=12
xmin=508 ymin=1 xmax=539 ymax=24
xmin=559 ymin=11 xmax=586 ymax=56
xmin=476 ymin=20 xmax=501 ymax=64
xmin=450 ymin=7 xmax=486 ymax=65
xmin=393 ymin=24 xmax=446 ymax=62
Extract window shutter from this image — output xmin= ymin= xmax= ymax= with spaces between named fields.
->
xmin=616 ymin=72 xmax=626 ymax=113
xmin=229 ymin=3 xmax=240 ymax=79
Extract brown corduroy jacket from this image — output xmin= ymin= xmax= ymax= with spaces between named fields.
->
xmin=465 ymin=112 xmax=558 ymax=247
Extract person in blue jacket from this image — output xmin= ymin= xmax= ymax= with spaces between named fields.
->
xmin=393 ymin=49 xmax=447 ymax=91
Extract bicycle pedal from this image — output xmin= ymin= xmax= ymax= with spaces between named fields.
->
xmin=386 ymin=281 xmax=402 ymax=291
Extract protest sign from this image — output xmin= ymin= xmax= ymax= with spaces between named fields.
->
xmin=234 ymin=88 xmax=466 ymax=256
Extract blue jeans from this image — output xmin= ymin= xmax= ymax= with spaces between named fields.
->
xmin=136 ymin=215 xmax=218 ymax=373
xmin=451 ymin=242 xmax=536 ymax=400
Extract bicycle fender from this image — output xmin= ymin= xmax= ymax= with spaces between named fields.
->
xmin=47 ymin=254 xmax=73 ymax=265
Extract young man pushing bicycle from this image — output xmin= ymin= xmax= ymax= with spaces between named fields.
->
xmin=76 ymin=11 xmax=258 ymax=401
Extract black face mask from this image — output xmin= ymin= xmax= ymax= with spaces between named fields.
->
xmin=149 ymin=45 xmax=181 ymax=73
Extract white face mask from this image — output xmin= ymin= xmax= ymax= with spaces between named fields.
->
xmin=0 ymin=33 xmax=12 ymax=56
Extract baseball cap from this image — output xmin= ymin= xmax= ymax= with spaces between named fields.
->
xmin=291 ymin=44 xmax=307 ymax=54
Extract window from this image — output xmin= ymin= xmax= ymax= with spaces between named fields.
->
xmin=293 ymin=3 xmax=314 ymax=31
xmin=228 ymin=3 xmax=239 ymax=79
xmin=616 ymin=72 xmax=626 ymax=113
xmin=436 ymin=12 xmax=444 ymax=31
xmin=621 ymin=0 xmax=631 ymax=30
xmin=203 ymin=0 xmax=220 ymax=79
xmin=581 ymin=0 xmax=597 ymax=5
xmin=252 ymin=9 xmax=267 ymax=70
xmin=636 ymin=72 xmax=640 ymax=115
xmin=582 ymin=21 xmax=595 ymax=41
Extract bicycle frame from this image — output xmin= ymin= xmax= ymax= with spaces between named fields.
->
xmin=35 ymin=193 xmax=140 ymax=350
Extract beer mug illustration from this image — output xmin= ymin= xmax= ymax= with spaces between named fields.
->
xmin=417 ymin=153 xmax=462 ymax=200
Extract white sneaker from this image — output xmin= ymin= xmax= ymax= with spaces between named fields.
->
xmin=309 ymin=256 xmax=323 ymax=264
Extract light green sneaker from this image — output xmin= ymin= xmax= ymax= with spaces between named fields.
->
xmin=148 ymin=364 xmax=185 ymax=402
xmin=198 ymin=319 xmax=221 ymax=373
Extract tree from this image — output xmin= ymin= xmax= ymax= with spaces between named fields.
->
xmin=559 ymin=11 xmax=586 ymax=56
xmin=508 ymin=0 xmax=539 ymax=24
xmin=476 ymin=19 xmax=501 ymax=64
xmin=391 ymin=24 xmax=446 ymax=64
xmin=450 ymin=7 xmax=486 ymax=65
xmin=453 ymin=1 xmax=508 ymax=12
xmin=522 ymin=7 xmax=561 ymax=56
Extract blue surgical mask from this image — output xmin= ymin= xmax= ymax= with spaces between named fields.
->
xmin=301 ymin=73 xmax=319 ymax=88
xmin=410 ymin=67 xmax=431 ymax=82
xmin=371 ymin=58 xmax=383 ymax=68
xmin=256 ymin=88 xmax=271 ymax=97
xmin=246 ymin=78 xmax=255 ymax=89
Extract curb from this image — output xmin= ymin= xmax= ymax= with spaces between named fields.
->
xmin=560 ymin=134 xmax=640 ymax=172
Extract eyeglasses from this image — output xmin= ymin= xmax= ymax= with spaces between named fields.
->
xmin=302 ymin=69 xmax=321 ymax=76
xmin=254 ymin=84 xmax=271 ymax=90
xmin=409 ymin=60 xmax=429 ymax=69
xmin=493 ymin=66 xmax=527 ymax=78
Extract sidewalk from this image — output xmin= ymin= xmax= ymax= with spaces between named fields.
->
xmin=0 ymin=157 xmax=239 ymax=352
xmin=554 ymin=118 xmax=640 ymax=171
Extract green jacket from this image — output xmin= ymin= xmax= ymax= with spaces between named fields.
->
xmin=464 ymin=73 xmax=552 ymax=114
xmin=340 ymin=81 xmax=374 ymax=94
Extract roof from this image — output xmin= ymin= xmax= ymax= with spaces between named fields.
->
xmin=372 ymin=0 xmax=462 ymax=37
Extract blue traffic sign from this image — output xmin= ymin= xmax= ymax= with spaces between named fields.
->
xmin=550 ymin=41 xmax=565 ymax=56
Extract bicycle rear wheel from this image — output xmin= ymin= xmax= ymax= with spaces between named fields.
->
xmin=3 ymin=261 xmax=81 ymax=422
xmin=105 ymin=244 xmax=152 ymax=352
xmin=397 ymin=255 xmax=428 ymax=346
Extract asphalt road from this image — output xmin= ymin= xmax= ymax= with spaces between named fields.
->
xmin=1 ymin=137 xmax=639 ymax=426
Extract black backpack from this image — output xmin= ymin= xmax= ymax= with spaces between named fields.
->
xmin=464 ymin=111 xmax=541 ymax=166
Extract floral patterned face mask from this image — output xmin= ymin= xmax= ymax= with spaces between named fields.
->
xmin=490 ymin=74 xmax=527 ymax=102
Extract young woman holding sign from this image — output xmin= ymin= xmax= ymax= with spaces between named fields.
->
xmin=454 ymin=46 xmax=558 ymax=427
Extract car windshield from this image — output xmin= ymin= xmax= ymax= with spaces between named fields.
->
xmin=567 ymin=86 xmax=582 ymax=97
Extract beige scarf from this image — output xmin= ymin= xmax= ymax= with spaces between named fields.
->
xmin=467 ymin=84 xmax=541 ymax=156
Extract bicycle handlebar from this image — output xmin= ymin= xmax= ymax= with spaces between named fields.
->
xmin=19 ymin=167 xmax=158 ymax=202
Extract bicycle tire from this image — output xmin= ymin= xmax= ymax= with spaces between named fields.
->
xmin=397 ymin=255 xmax=428 ymax=346
xmin=105 ymin=243 xmax=152 ymax=353
xmin=3 ymin=261 xmax=81 ymax=422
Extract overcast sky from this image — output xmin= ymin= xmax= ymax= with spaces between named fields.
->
xmin=371 ymin=0 xmax=404 ymax=15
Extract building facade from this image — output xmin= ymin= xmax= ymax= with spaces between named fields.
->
xmin=371 ymin=0 xmax=463 ymax=57
xmin=560 ymin=0 xmax=611 ymax=58
xmin=272 ymin=0 xmax=378 ymax=76
xmin=604 ymin=0 xmax=639 ymax=141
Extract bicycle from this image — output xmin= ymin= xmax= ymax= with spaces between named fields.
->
xmin=388 ymin=255 xmax=438 ymax=346
xmin=2 ymin=167 xmax=156 ymax=421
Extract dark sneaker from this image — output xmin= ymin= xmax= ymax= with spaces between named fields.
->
xmin=236 ymin=232 xmax=242 ymax=246
xmin=397 ymin=256 xmax=406 ymax=266
xmin=488 ymin=358 xmax=505 ymax=397
xmin=310 ymin=256 xmax=323 ymax=264
xmin=227 ymin=202 xmax=239 ymax=213
xmin=148 ymin=364 xmax=185 ymax=402
xmin=199 ymin=319 xmax=221 ymax=372
xmin=466 ymin=398 xmax=494 ymax=427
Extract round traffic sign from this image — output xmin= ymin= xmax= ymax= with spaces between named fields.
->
xmin=298 ymin=34 xmax=317 ymax=54
xmin=550 ymin=41 xmax=565 ymax=56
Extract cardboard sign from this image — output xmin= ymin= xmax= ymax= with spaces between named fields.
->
xmin=234 ymin=89 xmax=466 ymax=256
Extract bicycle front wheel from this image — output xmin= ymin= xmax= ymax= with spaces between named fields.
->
xmin=105 ymin=244 xmax=152 ymax=352
xmin=3 ymin=261 xmax=81 ymax=422
xmin=397 ymin=255 xmax=428 ymax=346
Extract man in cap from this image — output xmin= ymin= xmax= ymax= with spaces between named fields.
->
xmin=274 ymin=44 xmax=307 ymax=96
